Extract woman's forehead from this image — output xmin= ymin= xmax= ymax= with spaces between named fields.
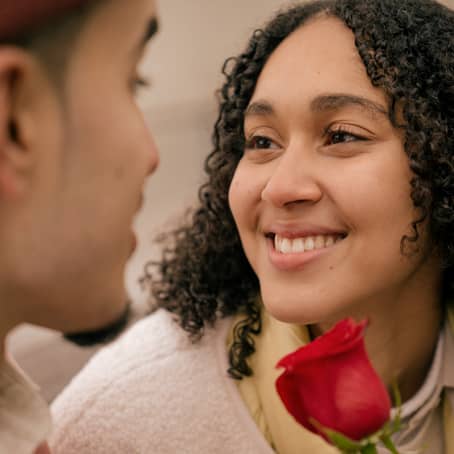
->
xmin=250 ymin=17 xmax=386 ymax=114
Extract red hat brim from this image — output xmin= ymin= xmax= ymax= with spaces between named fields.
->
xmin=0 ymin=0 xmax=94 ymax=41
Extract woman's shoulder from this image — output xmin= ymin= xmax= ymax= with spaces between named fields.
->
xmin=50 ymin=309 xmax=239 ymax=453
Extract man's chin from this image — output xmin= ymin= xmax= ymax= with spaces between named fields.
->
xmin=63 ymin=304 xmax=131 ymax=347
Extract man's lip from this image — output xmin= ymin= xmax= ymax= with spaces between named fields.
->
xmin=132 ymin=194 xmax=145 ymax=224
xmin=138 ymin=193 xmax=145 ymax=212
xmin=130 ymin=232 xmax=138 ymax=255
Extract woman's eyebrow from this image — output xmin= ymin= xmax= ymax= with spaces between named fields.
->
xmin=244 ymin=94 xmax=388 ymax=120
xmin=310 ymin=94 xmax=388 ymax=118
xmin=244 ymin=100 xmax=275 ymax=118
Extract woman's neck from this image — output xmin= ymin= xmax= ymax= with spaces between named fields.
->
xmin=310 ymin=287 xmax=443 ymax=403
xmin=365 ymin=302 xmax=441 ymax=403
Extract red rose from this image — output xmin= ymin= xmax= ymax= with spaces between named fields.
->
xmin=275 ymin=318 xmax=391 ymax=442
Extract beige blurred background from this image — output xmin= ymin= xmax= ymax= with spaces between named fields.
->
xmin=7 ymin=0 xmax=454 ymax=403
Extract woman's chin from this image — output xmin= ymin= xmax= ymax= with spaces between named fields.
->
xmin=262 ymin=295 xmax=351 ymax=327
xmin=263 ymin=301 xmax=318 ymax=326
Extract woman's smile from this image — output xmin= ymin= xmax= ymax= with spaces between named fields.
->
xmin=273 ymin=233 xmax=343 ymax=253
xmin=266 ymin=233 xmax=345 ymax=271
xmin=263 ymin=224 xmax=347 ymax=270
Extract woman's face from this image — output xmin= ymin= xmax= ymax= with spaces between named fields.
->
xmin=228 ymin=16 xmax=441 ymax=325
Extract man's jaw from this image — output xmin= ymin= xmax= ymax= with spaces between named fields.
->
xmin=63 ymin=303 xmax=131 ymax=347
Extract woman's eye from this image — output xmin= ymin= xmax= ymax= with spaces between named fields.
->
xmin=245 ymin=135 xmax=279 ymax=150
xmin=325 ymin=127 xmax=367 ymax=145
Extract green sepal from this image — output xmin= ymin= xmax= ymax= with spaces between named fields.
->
xmin=325 ymin=430 xmax=363 ymax=452
xmin=360 ymin=444 xmax=378 ymax=454
xmin=308 ymin=399 xmax=404 ymax=454
xmin=309 ymin=418 xmax=362 ymax=452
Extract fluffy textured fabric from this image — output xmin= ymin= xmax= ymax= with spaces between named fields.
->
xmin=50 ymin=310 xmax=274 ymax=453
xmin=0 ymin=0 xmax=93 ymax=40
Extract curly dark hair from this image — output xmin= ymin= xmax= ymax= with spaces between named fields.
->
xmin=144 ymin=0 xmax=454 ymax=379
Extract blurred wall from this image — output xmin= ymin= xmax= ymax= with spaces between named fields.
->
xmin=126 ymin=0 xmax=286 ymax=303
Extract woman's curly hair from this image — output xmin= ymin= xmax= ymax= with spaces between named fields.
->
xmin=144 ymin=0 xmax=454 ymax=379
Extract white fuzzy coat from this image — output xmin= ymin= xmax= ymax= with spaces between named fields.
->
xmin=51 ymin=310 xmax=274 ymax=453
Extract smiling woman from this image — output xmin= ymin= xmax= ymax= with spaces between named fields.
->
xmin=50 ymin=0 xmax=453 ymax=453
xmin=231 ymin=15 xmax=434 ymax=330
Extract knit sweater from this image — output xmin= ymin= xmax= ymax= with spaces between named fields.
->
xmin=50 ymin=309 xmax=274 ymax=453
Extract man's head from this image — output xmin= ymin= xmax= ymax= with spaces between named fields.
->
xmin=4 ymin=1 xmax=102 ymax=86
xmin=0 ymin=0 xmax=159 ymax=337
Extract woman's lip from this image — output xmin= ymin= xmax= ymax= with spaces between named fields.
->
xmin=264 ymin=225 xmax=347 ymax=238
xmin=266 ymin=236 xmax=338 ymax=270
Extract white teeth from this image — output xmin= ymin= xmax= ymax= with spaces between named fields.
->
xmin=274 ymin=233 xmax=343 ymax=254
xmin=315 ymin=235 xmax=325 ymax=249
xmin=281 ymin=238 xmax=292 ymax=254
xmin=325 ymin=236 xmax=334 ymax=247
xmin=304 ymin=237 xmax=315 ymax=251
xmin=293 ymin=238 xmax=304 ymax=253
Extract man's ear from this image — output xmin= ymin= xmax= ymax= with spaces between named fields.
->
xmin=0 ymin=47 xmax=53 ymax=201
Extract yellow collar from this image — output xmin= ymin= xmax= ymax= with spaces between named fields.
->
xmin=232 ymin=307 xmax=337 ymax=454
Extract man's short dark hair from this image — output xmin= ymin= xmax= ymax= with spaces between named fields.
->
xmin=4 ymin=1 xmax=100 ymax=84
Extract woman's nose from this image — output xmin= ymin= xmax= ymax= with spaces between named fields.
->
xmin=260 ymin=144 xmax=323 ymax=208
